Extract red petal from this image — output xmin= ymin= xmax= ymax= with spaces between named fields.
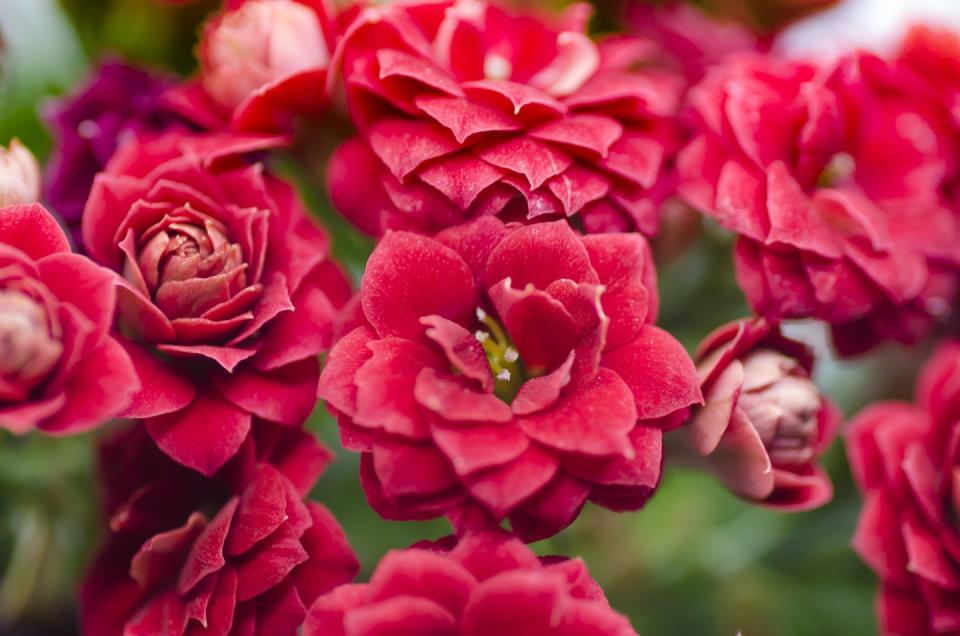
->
xmin=233 ymin=524 xmax=309 ymax=602
xmin=414 ymin=368 xmax=512 ymax=423
xmin=465 ymin=446 xmax=558 ymax=516
xmin=362 ymin=231 xmax=476 ymax=339
xmin=119 ymin=341 xmax=197 ymax=419
xmin=147 ymin=391 xmax=252 ymax=476
xmin=421 ymin=315 xmax=493 ymax=392
xmin=521 ymin=367 xmax=636 ymax=457
xmin=601 ymin=326 xmax=702 ymax=422
xmin=178 ymin=498 xmax=238 ymax=595
xmin=367 ymin=118 xmax=460 ymax=180
xmin=483 ymin=221 xmax=596 ymax=291
xmin=0 ymin=203 xmax=70 ymax=259
xmin=318 ymin=326 xmax=377 ymax=416
xmin=476 ymin=136 xmax=572 ymax=190
xmin=417 ymin=152 xmax=507 ymax=209
xmin=215 ymin=358 xmax=320 ymax=426
xmin=432 ymin=422 xmax=530 ymax=476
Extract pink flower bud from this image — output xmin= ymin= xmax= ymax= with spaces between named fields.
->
xmin=0 ymin=140 xmax=41 ymax=206
xmin=736 ymin=349 xmax=822 ymax=466
xmin=201 ymin=0 xmax=331 ymax=110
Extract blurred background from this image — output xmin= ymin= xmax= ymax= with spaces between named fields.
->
xmin=0 ymin=0 xmax=939 ymax=634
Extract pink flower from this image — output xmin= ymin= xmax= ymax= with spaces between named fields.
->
xmin=679 ymin=52 xmax=960 ymax=355
xmin=319 ymin=217 xmax=701 ymax=540
xmin=846 ymin=341 xmax=960 ymax=635
xmin=166 ymin=0 xmax=342 ymax=132
xmin=305 ymin=531 xmax=637 ymax=636
xmin=0 ymin=139 xmax=41 ymax=206
xmin=81 ymin=423 xmax=358 ymax=636
xmin=0 ymin=203 xmax=139 ymax=433
xmin=82 ymin=131 xmax=352 ymax=476
xmin=327 ymin=0 xmax=683 ymax=236
xmin=682 ymin=318 xmax=840 ymax=510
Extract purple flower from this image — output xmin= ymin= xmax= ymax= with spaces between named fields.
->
xmin=44 ymin=59 xmax=183 ymax=246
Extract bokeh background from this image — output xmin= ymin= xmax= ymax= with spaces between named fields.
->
xmin=0 ymin=0 xmax=932 ymax=634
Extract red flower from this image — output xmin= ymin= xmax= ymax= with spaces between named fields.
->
xmin=81 ymin=423 xmax=359 ymax=636
xmin=679 ymin=52 xmax=960 ymax=355
xmin=681 ymin=318 xmax=840 ymax=510
xmin=82 ymin=132 xmax=352 ymax=476
xmin=165 ymin=0 xmax=342 ymax=132
xmin=304 ymin=531 xmax=637 ymax=636
xmin=0 ymin=203 xmax=139 ymax=433
xmin=319 ymin=217 xmax=701 ymax=540
xmin=327 ymin=0 xmax=683 ymax=236
xmin=846 ymin=341 xmax=960 ymax=636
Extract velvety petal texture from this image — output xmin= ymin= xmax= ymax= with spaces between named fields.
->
xmin=80 ymin=423 xmax=357 ymax=636
xmin=304 ymin=531 xmax=637 ymax=636
xmin=326 ymin=0 xmax=683 ymax=236
xmin=680 ymin=317 xmax=839 ymax=511
xmin=846 ymin=341 xmax=960 ymax=636
xmin=0 ymin=203 xmax=140 ymax=434
xmin=678 ymin=51 xmax=960 ymax=355
xmin=82 ymin=131 xmax=349 ymax=475
xmin=318 ymin=217 xmax=701 ymax=540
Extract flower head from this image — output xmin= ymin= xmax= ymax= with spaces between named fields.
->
xmin=167 ymin=0 xmax=342 ymax=132
xmin=847 ymin=341 xmax=960 ymax=635
xmin=319 ymin=217 xmax=700 ymax=539
xmin=0 ymin=203 xmax=139 ymax=433
xmin=679 ymin=52 xmax=960 ymax=354
xmin=683 ymin=318 xmax=840 ymax=509
xmin=305 ymin=531 xmax=637 ymax=636
xmin=81 ymin=423 xmax=358 ymax=636
xmin=327 ymin=0 xmax=683 ymax=236
xmin=82 ymin=131 xmax=352 ymax=475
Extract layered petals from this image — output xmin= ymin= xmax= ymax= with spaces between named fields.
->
xmin=318 ymin=217 xmax=700 ymax=539
xmin=327 ymin=0 xmax=683 ymax=236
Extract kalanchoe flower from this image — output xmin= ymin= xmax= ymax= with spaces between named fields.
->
xmin=82 ymin=131 xmax=352 ymax=476
xmin=0 ymin=139 xmax=41 ymax=206
xmin=81 ymin=423 xmax=358 ymax=636
xmin=166 ymin=0 xmax=342 ymax=133
xmin=327 ymin=0 xmax=683 ymax=236
xmin=681 ymin=318 xmax=840 ymax=510
xmin=846 ymin=341 xmax=960 ymax=636
xmin=679 ymin=52 xmax=960 ymax=355
xmin=319 ymin=217 xmax=701 ymax=540
xmin=0 ymin=203 xmax=139 ymax=433
xmin=44 ymin=60 xmax=182 ymax=245
xmin=304 ymin=531 xmax=637 ymax=636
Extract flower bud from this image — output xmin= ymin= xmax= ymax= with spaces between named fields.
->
xmin=736 ymin=349 xmax=821 ymax=467
xmin=201 ymin=0 xmax=330 ymax=110
xmin=0 ymin=140 xmax=41 ymax=206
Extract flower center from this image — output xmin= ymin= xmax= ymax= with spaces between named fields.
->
xmin=474 ymin=308 xmax=525 ymax=403
xmin=817 ymin=152 xmax=856 ymax=188
xmin=0 ymin=289 xmax=62 ymax=390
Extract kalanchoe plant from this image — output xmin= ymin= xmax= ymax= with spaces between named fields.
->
xmin=5 ymin=0 xmax=960 ymax=634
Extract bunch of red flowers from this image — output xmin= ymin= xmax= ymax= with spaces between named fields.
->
xmin=4 ymin=0 xmax=960 ymax=633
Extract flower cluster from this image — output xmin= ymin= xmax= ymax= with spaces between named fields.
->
xmin=9 ymin=0 xmax=960 ymax=633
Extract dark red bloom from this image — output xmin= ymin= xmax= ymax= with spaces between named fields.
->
xmin=304 ymin=531 xmax=637 ymax=636
xmin=681 ymin=318 xmax=840 ymax=510
xmin=0 ymin=203 xmax=139 ymax=433
xmin=82 ymin=131 xmax=351 ymax=476
xmin=327 ymin=0 xmax=683 ymax=236
xmin=319 ymin=217 xmax=701 ymax=540
xmin=165 ymin=0 xmax=342 ymax=133
xmin=81 ymin=423 xmax=358 ymax=636
xmin=679 ymin=52 xmax=960 ymax=355
xmin=847 ymin=341 xmax=960 ymax=635
xmin=44 ymin=60 xmax=183 ymax=246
